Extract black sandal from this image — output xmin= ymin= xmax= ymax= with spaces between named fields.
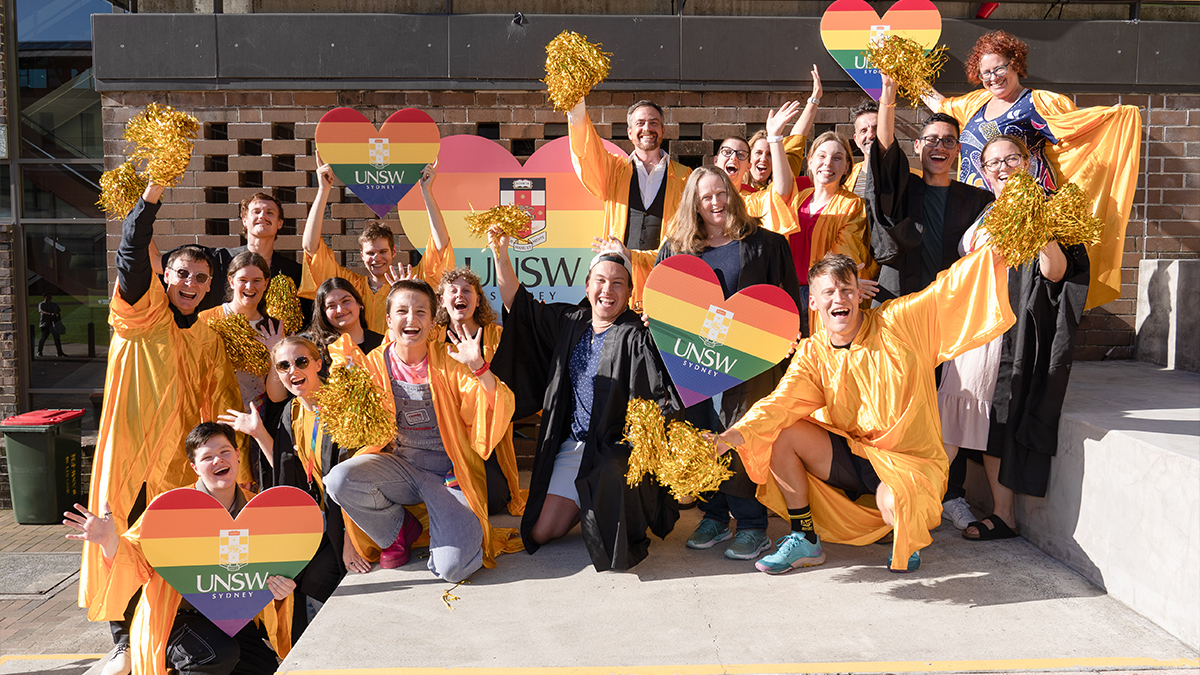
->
xmin=962 ymin=514 xmax=1019 ymax=540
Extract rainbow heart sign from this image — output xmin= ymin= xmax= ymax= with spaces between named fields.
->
xmin=643 ymin=256 xmax=800 ymax=408
xmin=820 ymin=0 xmax=942 ymax=101
xmin=139 ymin=486 xmax=323 ymax=636
xmin=315 ymin=108 xmax=440 ymax=218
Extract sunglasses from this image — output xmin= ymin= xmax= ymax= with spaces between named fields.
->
xmin=169 ymin=268 xmax=211 ymax=285
xmin=275 ymin=356 xmax=312 ymax=373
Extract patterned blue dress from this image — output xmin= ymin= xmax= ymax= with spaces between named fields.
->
xmin=958 ymin=88 xmax=1058 ymax=192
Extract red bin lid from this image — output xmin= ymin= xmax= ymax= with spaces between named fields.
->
xmin=1 ymin=409 xmax=85 ymax=426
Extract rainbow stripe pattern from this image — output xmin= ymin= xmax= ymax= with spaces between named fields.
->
xmin=820 ymin=0 xmax=943 ymax=101
xmin=140 ymin=486 xmax=323 ymax=636
xmin=314 ymin=107 xmax=441 ymax=218
xmin=643 ymin=256 xmax=800 ymax=408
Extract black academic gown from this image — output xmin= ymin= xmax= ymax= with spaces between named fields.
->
xmin=655 ymin=228 xmax=803 ymax=499
xmin=493 ymin=286 xmax=682 ymax=571
xmin=988 ymin=242 xmax=1090 ymax=497
xmin=867 ymin=140 xmax=995 ymax=301
xmin=253 ymin=396 xmax=348 ymax=634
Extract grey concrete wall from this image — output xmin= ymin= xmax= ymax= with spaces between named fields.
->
xmin=1136 ymin=259 xmax=1200 ymax=373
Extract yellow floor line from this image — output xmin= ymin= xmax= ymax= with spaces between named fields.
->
xmin=279 ymin=658 xmax=1200 ymax=675
xmin=0 ymin=654 xmax=104 ymax=664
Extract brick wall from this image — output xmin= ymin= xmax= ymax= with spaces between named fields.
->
xmin=99 ymin=89 xmax=1199 ymax=363
xmin=0 ymin=0 xmax=19 ymax=508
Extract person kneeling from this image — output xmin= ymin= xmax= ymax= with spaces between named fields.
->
xmin=65 ymin=423 xmax=295 ymax=675
xmin=324 ymin=280 xmax=518 ymax=582
xmin=717 ymin=250 xmax=1014 ymax=573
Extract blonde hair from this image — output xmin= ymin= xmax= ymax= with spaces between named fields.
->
xmin=664 ymin=166 xmax=760 ymax=255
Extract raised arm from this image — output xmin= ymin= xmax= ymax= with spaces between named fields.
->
xmin=921 ymin=87 xmax=946 ymax=111
xmin=877 ymin=74 xmax=898 ymax=151
xmin=418 ymin=162 xmax=451 ymax=255
xmin=115 ymin=183 xmax=166 ymax=306
xmin=303 ymin=155 xmax=335 ymax=256
xmin=767 ymin=101 xmax=803 ymax=198
xmin=789 ymin=64 xmax=823 ymax=138
xmin=489 ymin=229 xmax=518 ymax=311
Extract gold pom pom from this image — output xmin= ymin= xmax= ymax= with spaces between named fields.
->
xmin=543 ymin=31 xmax=612 ymax=113
xmin=463 ymin=204 xmax=534 ymax=240
xmin=865 ymin=36 xmax=948 ymax=107
xmin=983 ymin=170 xmax=1054 ymax=268
xmin=313 ymin=365 xmax=395 ymax=449
xmin=265 ymin=274 xmax=305 ymax=335
xmin=1045 ymin=182 xmax=1104 ymax=247
xmin=97 ymin=162 xmax=147 ymax=220
xmin=207 ymin=312 xmax=270 ymax=377
xmin=124 ymin=102 xmax=200 ymax=187
xmin=624 ymin=399 xmax=733 ymax=500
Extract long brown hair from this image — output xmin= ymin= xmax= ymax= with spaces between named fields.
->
xmin=435 ymin=267 xmax=497 ymax=328
xmin=309 ymin=276 xmax=367 ymax=347
xmin=806 ymin=131 xmax=855 ymax=188
xmin=225 ymin=251 xmax=271 ymax=319
xmin=665 ymin=166 xmax=760 ymax=255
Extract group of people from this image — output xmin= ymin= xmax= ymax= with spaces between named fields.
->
xmin=61 ymin=29 xmax=1139 ymax=675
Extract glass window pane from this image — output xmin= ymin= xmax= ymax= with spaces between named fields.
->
xmin=18 ymin=54 xmax=101 ymax=160
xmin=27 ymin=223 xmax=110 ymax=398
xmin=22 ymin=163 xmax=102 ymax=218
xmin=17 ymin=0 xmax=115 ymax=44
xmin=0 ymin=165 xmax=11 ymax=219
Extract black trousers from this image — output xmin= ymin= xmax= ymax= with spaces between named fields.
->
xmin=167 ymin=609 xmax=279 ymax=675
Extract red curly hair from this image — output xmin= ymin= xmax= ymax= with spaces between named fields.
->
xmin=965 ymin=30 xmax=1029 ymax=85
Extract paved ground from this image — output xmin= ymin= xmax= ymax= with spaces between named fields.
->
xmin=1 ymin=499 xmax=1197 ymax=675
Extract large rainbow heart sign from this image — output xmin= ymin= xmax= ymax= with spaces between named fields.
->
xmin=820 ymin=0 xmax=942 ymax=101
xmin=139 ymin=486 xmax=323 ymax=636
xmin=643 ymin=256 xmax=800 ymax=408
xmin=315 ymin=108 xmax=441 ymax=218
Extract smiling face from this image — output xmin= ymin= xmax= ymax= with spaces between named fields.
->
xmin=440 ymin=277 xmax=478 ymax=327
xmin=230 ymin=265 xmax=267 ymax=313
xmin=696 ymin=173 xmax=730 ymax=232
xmin=627 ymin=105 xmax=664 ymax=155
xmin=809 ymin=271 xmax=862 ymax=343
xmin=853 ymin=112 xmax=878 ymax=154
xmin=274 ymin=342 xmax=321 ymax=400
xmin=978 ymin=52 xmax=1022 ymax=100
xmin=715 ymin=138 xmax=751 ymax=186
xmin=749 ymin=138 xmax=772 ymax=184
xmin=322 ymin=288 xmax=362 ymax=333
xmin=808 ymin=139 xmax=849 ymax=188
xmin=982 ymin=139 xmax=1029 ymax=195
xmin=242 ymin=199 xmax=282 ymax=241
xmin=915 ymin=121 xmax=959 ymax=179
xmin=360 ymin=237 xmax=395 ymax=280
xmin=165 ymin=256 xmax=212 ymax=315
xmin=386 ymin=289 xmax=434 ymax=347
xmin=586 ymin=261 xmax=631 ymax=324
xmin=190 ymin=435 xmax=240 ymax=492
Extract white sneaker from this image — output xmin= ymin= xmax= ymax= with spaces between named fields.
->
xmin=101 ymin=644 xmax=131 ymax=675
xmin=942 ymin=497 xmax=974 ymax=530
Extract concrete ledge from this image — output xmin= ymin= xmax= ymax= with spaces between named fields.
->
xmin=1014 ymin=361 xmax=1200 ymax=650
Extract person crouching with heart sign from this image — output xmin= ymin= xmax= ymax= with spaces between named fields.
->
xmin=323 ymin=279 xmax=520 ymax=582
xmin=64 ymin=423 xmax=296 ymax=675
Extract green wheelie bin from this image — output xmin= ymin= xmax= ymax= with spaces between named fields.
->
xmin=2 ymin=409 xmax=85 ymax=524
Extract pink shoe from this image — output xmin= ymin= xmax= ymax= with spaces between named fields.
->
xmin=379 ymin=509 xmax=422 ymax=569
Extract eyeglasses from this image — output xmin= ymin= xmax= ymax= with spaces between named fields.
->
xmin=982 ymin=153 xmax=1025 ymax=171
xmin=718 ymin=147 xmax=750 ymax=161
xmin=169 ymin=268 xmax=211 ymax=285
xmin=917 ymin=136 xmax=960 ymax=149
xmin=979 ymin=63 xmax=1011 ymax=81
xmin=275 ymin=356 xmax=312 ymax=373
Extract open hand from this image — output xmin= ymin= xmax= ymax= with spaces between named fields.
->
xmin=766 ymin=101 xmax=804 ymax=138
xmin=446 ymin=324 xmax=485 ymax=372
xmin=383 ymin=263 xmax=415 ymax=287
xmin=218 ymin=406 xmax=264 ymax=439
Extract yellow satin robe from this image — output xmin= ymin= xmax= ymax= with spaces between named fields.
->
xmin=81 ymin=283 xmax=241 ymax=620
xmin=568 ymin=112 xmax=692 ymax=304
xmin=298 ymin=235 xmax=453 ymax=334
xmin=730 ymin=245 xmax=1015 ymax=570
xmin=96 ymin=488 xmax=292 ymax=675
xmin=434 ymin=322 xmax=527 ymax=516
xmin=936 ymin=89 xmax=1142 ymax=309
xmin=328 ymin=335 xmax=523 ymax=567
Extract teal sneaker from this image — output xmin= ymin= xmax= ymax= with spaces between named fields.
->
xmin=686 ymin=519 xmax=733 ymax=549
xmin=887 ymin=549 xmax=921 ymax=572
xmin=755 ymin=532 xmax=826 ymax=574
xmin=725 ymin=529 xmax=771 ymax=560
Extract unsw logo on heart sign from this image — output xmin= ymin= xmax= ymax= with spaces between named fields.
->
xmin=501 ymin=178 xmax=548 ymax=251
xmin=643 ymin=256 xmax=800 ymax=408
xmin=139 ymin=486 xmax=323 ymax=637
